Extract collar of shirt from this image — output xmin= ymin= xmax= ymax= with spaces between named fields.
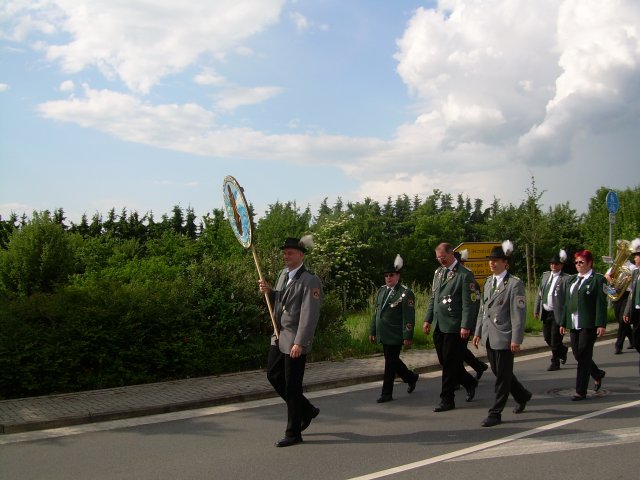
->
xmin=286 ymin=264 xmax=303 ymax=281
xmin=493 ymin=270 xmax=507 ymax=284
xmin=449 ymin=259 xmax=458 ymax=271
xmin=579 ymin=270 xmax=593 ymax=281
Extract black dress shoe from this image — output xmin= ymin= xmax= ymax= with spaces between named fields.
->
xmin=465 ymin=382 xmax=477 ymax=402
xmin=481 ymin=416 xmax=501 ymax=427
xmin=614 ymin=349 xmax=622 ymax=355
xmin=301 ymin=407 xmax=320 ymax=431
xmin=513 ymin=392 xmax=532 ymax=414
xmin=275 ymin=436 xmax=303 ymax=447
xmin=476 ymin=364 xmax=488 ymax=381
xmin=377 ymin=395 xmax=393 ymax=403
xmin=571 ymin=394 xmax=587 ymax=401
xmin=407 ymin=373 xmax=419 ymax=393
xmin=547 ymin=363 xmax=560 ymax=371
xmin=594 ymin=370 xmax=606 ymax=392
xmin=434 ymin=403 xmax=455 ymax=412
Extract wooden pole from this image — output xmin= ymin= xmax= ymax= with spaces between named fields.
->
xmin=251 ymin=245 xmax=279 ymax=339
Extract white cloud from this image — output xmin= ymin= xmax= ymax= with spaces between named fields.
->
xmin=0 ymin=83 xmax=9 ymax=92
xmin=289 ymin=12 xmax=310 ymax=33
xmin=215 ymin=86 xmax=283 ymax=111
xmin=59 ymin=79 xmax=74 ymax=92
xmin=37 ymin=85 xmax=384 ymax=162
xmin=517 ymin=0 xmax=640 ymax=165
xmin=193 ymin=69 xmax=226 ymax=86
xmin=5 ymin=0 xmax=286 ymax=94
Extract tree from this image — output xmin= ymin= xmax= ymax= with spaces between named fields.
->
xmin=0 ymin=211 xmax=76 ymax=296
xmin=310 ymin=214 xmax=370 ymax=310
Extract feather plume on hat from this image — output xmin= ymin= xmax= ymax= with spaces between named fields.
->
xmin=299 ymin=234 xmax=314 ymax=250
xmin=559 ymin=249 xmax=567 ymax=263
xmin=394 ymin=254 xmax=403 ymax=271
xmin=460 ymin=249 xmax=469 ymax=261
xmin=502 ymin=240 xmax=514 ymax=257
xmin=631 ymin=238 xmax=640 ymax=254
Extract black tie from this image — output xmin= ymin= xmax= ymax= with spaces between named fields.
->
xmin=491 ymin=277 xmax=497 ymax=297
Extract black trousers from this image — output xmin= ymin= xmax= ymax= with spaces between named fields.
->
xmin=433 ymin=327 xmax=476 ymax=404
xmin=485 ymin=338 xmax=530 ymax=417
xmin=541 ymin=310 xmax=568 ymax=365
xmin=613 ymin=292 xmax=633 ymax=351
xmin=463 ymin=344 xmax=486 ymax=373
xmin=381 ymin=344 xmax=415 ymax=396
xmin=266 ymin=345 xmax=315 ymax=438
xmin=633 ymin=318 xmax=640 ymax=375
xmin=569 ymin=328 xmax=602 ymax=396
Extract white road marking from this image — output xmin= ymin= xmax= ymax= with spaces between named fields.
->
xmin=448 ymin=426 xmax=640 ymax=461
xmin=347 ymin=399 xmax=640 ymax=480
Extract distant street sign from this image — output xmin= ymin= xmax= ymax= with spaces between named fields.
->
xmin=459 ymin=260 xmax=493 ymax=279
xmin=606 ymin=190 xmax=620 ymax=214
xmin=454 ymin=242 xmax=501 ymax=288
xmin=454 ymin=242 xmax=500 ymax=260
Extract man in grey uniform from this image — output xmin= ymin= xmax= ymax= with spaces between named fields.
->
xmin=473 ymin=241 xmax=532 ymax=427
xmin=258 ymin=236 xmax=323 ymax=447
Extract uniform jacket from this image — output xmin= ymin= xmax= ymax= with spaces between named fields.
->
xmin=270 ymin=264 xmax=323 ymax=354
xmin=560 ymin=272 xmax=607 ymax=330
xmin=534 ymin=270 xmax=569 ymax=325
xmin=474 ymin=272 xmax=526 ymax=350
xmin=370 ymin=284 xmax=415 ymax=345
xmin=424 ymin=262 xmax=479 ymax=333
xmin=623 ymin=268 xmax=640 ymax=324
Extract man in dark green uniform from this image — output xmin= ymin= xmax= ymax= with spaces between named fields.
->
xmin=369 ymin=255 xmax=419 ymax=403
xmin=424 ymin=242 xmax=479 ymax=412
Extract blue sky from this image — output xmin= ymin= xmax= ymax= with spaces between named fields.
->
xmin=1 ymin=0 xmax=639 ymax=225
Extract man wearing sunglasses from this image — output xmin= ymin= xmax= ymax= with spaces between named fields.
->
xmin=370 ymin=255 xmax=418 ymax=403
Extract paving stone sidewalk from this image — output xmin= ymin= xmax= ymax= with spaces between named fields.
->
xmin=0 ymin=330 xmax=616 ymax=434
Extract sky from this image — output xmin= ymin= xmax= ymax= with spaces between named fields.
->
xmin=1 ymin=0 xmax=639 ymax=225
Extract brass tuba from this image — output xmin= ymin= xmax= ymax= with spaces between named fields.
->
xmin=604 ymin=239 xmax=633 ymax=301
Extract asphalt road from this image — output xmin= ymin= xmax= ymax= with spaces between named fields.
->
xmin=1 ymin=340 xmax=639 ymax=480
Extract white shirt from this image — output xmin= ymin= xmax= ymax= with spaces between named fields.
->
xmin=285 ymin=264 xmax=303 ymax=286
xmin=543 ymin=271 xmax=561 ymax=311
xmin=570 ymin=269 xmax=593 ymax=329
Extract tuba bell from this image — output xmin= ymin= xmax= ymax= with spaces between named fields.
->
xmin=603 ymin=239 xmax=633 ymax=301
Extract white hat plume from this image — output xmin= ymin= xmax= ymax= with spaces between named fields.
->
xmin=460 ymin=249 xmax=469 ymax=261
xmin=300 ymin=234 xmax=314 ymax=250
xmin=502 ymin=240 xmax=514 ymax=256
xmin=631 ymin=238 xmax=640 ymax=254
xmin=394 ymin=254 xmax=403 ymax=271
xmin=559 ymin=249 xmax=567 ymax=263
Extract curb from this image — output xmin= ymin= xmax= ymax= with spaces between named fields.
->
xmin=0 ymin=331 xmax=617 ymax=434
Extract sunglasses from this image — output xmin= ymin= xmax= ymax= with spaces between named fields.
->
xmin=574 ymin=260 xmax=586 ymax=265
xmin=384 ymin=273 xmax=397 ymax=277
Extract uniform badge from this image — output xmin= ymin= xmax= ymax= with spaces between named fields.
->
xmin=408 ymin=298 xmax=415 ymax=307
xmin=406 ymin=323 xmax=414 ymax=331
xmin=469 ymin=283 xmax=476 ymax=291
xmin=516 ymin=296 xmax=525 ymax=308
xmin=470 ymin=292 xmax=478 ymax=302
xmin=312 ymin=288 xmax=321 ymax=299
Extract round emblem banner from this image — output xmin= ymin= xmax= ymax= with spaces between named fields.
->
xmin=222 ymin=175 xmax=253 ymax=249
